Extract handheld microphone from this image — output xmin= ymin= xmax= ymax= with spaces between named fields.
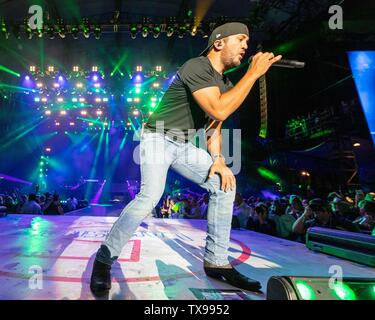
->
xmin=248 ymin=56 xmax=305 ymax=69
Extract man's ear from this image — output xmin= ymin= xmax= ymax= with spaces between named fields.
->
xmin=213 ymin=39 xmax=225 ymax=50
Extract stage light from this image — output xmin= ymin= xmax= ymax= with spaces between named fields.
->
xmin=151 ymin=97 xmax=157 ymax=102
xmin=76 ymin=82 xmax=83 ymax=88
xmin=58 ymin=75 xmax=64 ymax=81
xmin=132 ymin=109 xmax=139 ymax=116
xmin=72 ymin=97 xmax=78 ymax=102
xmin=96 ymin=110 xmax=103 ymax=115
xmin=149 ymin=111 xmax=153 ymax=115
xmin=34 ymin=97 xmax=40 ymax=102
xmin=48 ymin=66 xmax=55 ymax=72
xmin=104 ymin=122 xmax=108 ymax=126
xmin=80 ymin=110 xmax=87 ymax=115
xmin=134 ymin=97 xmax=140 ymax=103
xmin=25 ymin=20 xmax=33 ymax=39
xmin=54 ymin=83 xmax=60 ymax=88
xmin=92 ymin=66 xmax=98 ymax=72
xmin=166 ymin=25 xmax=174 ymax=37
xmin=153 ymin=82 xmax=160 ymax=88
xmin=95 ymin=98 xmax=102 ymax=103
xmin=150 ymin=102 xmax=156 ymax=108
xmin=92 ymin=75 xmax=98 ymax=82
xmin=155 ymin=65 xmax=162 ymax=72
xmin=57 ymin=20 xmax=66 ymax=38
xmin=73 ymin=66 xmax=79 ymax=72
xmin=153 ymin=25 xmax=161 ymax=38
xmin=178 ymin=25 xmax=187 ymax=38
xmin=36 ymin=82 xmax=43 ymax=88
xmin=94 ymin=83 xmax=101 ymax=88
xmin=353 ymin=142 xmax=361 ymax=147
xmin=127 ymin=98 xmax=132 ymax=102
xmin=60 ymin=110 xmax=67 ymax=115
xmin=30 ymin=66 xmax=36 ymax=72
xmin=135 ymin=74 xmax=142 ymax=83
xmin=79 ymin=97 xmax=85 ymax=102
xmin=142 ymin=25 xmax=149 ymax=38
xmin=69 ymin=122 xmax=75 ymax=126
xmin=55 ymin=122 xmax=60 ymax=126
xmin=12 ymin=24 xmax=21 ymax=39
xmin=45 ymin=110 xmax=51 ymax=115
xmin=191 ymin=25 xmax=198 ymax=36
xmin=135 ymin=88 xmax=141 ymax=94
xmin=136 ymin=65 xmax=143 ymax=72
xmin=57 ymin=97 xmax=63 ymax=102
xmin=41 ymin=97 xmax=47 ymax=102
xmin=1 ymin=21 xmax=9 ymax=39
xmin=82 ymin=19 xmax=90 ymax=38
xmin=346 ymin=196 xmax=354 ymax=204
xmin=89 ymin=122 xmax=94 ymax=126
xmin=103 ymin=97 xmax=108 ymax=102
xmin=127 ymin=122 xmax=131 ymax=126
xmin=71 ymin=25 xmax=79 ymax=39
xmin=94 ymin=25 xmax=101 ymax=39
xmin=47 ymin=24 xmax=55 ymax=39
xmin=130 ymin=24 xmax=138 ymax=39
xmin=25 ymin=75 xmax=30 ymax=81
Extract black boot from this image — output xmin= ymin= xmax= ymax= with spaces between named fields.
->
xmin=204 ymin=264 xmax=262 ymax=292
xmin=90 ymin=259 xmax=112 ymax=294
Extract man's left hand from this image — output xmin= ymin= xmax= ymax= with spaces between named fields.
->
xmin=207 ymin=158 xmax=236 ymax=193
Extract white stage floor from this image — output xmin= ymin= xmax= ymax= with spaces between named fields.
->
xmin=0 ymin=214 xmax=374 ymax=300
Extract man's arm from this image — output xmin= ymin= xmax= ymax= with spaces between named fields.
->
xmin=193 ymin=52 xmax=282 ymax=121
xmin=206 ymin=119 xmax=235 ymax=192
xmin=292 ymin=206 xmax=313 ymax=234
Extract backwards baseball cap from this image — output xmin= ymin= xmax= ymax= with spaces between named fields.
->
xmin=199 ymin=22 xmax=249 ymax=56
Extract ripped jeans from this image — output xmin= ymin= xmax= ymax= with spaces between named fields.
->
xmin=96 ymin=132 xmax=235 ymax=266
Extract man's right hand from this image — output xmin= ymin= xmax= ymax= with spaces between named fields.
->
xmin=303 ymin=206 xmax=314 ymax=220
xmin=248 ymin=52 xmax=282 ymax=78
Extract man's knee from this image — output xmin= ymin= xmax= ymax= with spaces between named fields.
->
xmin=136 ymin=189 xmax=163 ymax=209
xmin=207 ymin=174 xmax=236 ymax=198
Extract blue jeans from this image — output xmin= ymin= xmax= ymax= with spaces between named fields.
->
xmin=96 ymin=132 xmax=235 ymax=266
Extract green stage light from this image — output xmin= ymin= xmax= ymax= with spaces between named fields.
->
xmin=295 ymin=281 xmax=316 ymax=300
xmin=332 ymin=282 xmax=357 ymax=300
xmin=135 ymin=88 xmax=141 ymax=94
xmin=0 ymin=65 xmax=20 ymax=77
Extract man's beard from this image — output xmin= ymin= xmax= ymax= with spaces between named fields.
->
xmin=222 ymin=54 xmax=240 ymax=70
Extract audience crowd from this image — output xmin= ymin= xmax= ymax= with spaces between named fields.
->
xmin=1 ymin=185 xmax=374 ymax=241
xmin=154 ymin=189 xmax=375 ymax=242
xmin=0 ymin=189 xmax=87 ymax=217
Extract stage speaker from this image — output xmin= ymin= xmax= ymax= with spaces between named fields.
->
xmin=267 ymin=276 xmax=375 ymax=300
xmin=306 ymin=227 xmax=375 ymax=267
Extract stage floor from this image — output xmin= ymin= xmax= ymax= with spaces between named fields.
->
xmin=0 ymin=214 xmax=374 ymax=300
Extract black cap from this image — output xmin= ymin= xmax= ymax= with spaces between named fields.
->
xmin=199 ymin=22 xmax=249 ymax=56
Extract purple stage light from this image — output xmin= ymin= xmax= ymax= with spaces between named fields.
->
xmin=93 ymin=75 xmax=98 ymax=82
xmin=58 ymin=75 xmax=64 ymax=81
xmin=0 ymin=173 xmax=32 ymax=185
xmin=135 ymin=74 xmax=142 ymax=82
xmin=25 ymin=75 xmax=30 ymax=81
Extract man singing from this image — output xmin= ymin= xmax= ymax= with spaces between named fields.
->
xmin=90 ymin=22 xmax=282 ymax=294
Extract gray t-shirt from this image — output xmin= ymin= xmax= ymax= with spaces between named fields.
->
xmin=145 ymin=56 xmax=233 ymax=142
